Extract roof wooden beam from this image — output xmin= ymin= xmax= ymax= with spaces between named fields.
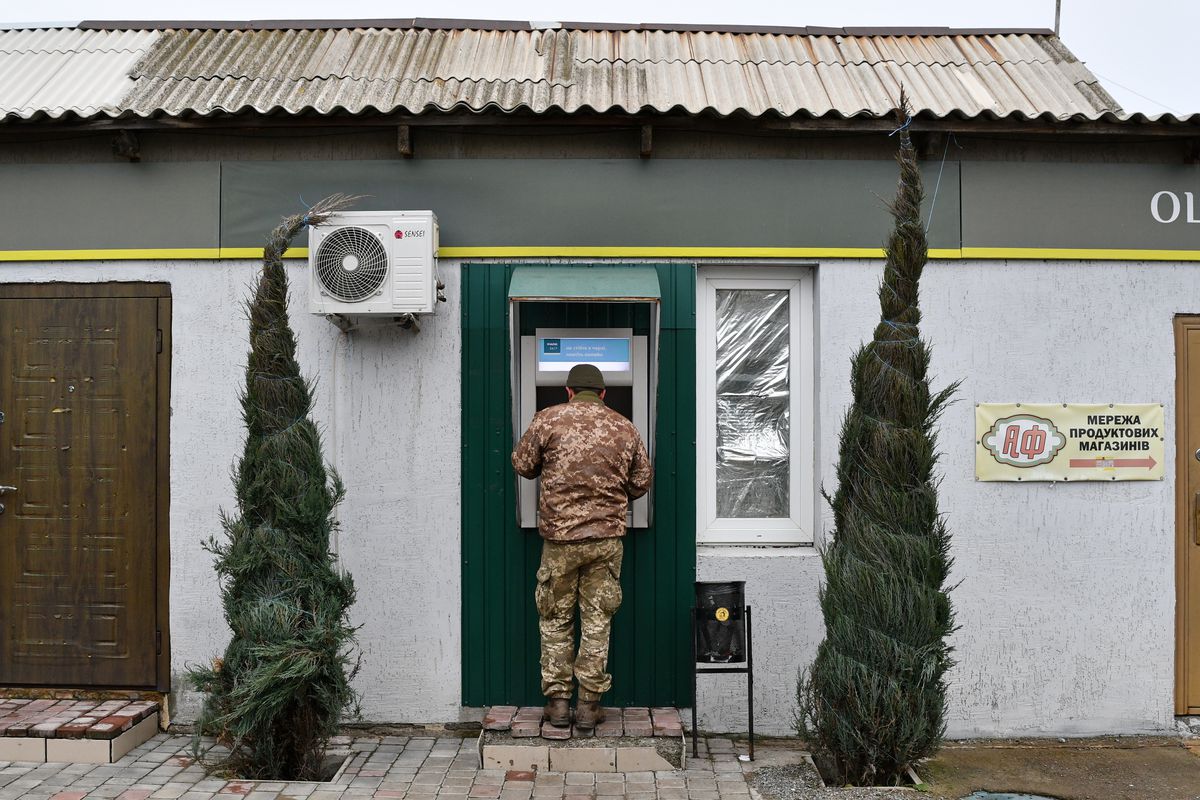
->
xmin=112 ymin=129 xmax=140 ymax=162
xmin=2 ymin=111 xmax=1196 ymax=140
xmin=914 ymin=131 xmax=947 ymax=160
xmin=763 ymin=117 xmax=1200 ymax=138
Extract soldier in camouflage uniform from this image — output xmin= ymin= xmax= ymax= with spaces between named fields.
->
xmin=511 ymin=363 xmax=652 ymax=730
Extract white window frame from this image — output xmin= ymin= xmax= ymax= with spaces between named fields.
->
xmin=696 ymin=267 xmax=814 ymax=545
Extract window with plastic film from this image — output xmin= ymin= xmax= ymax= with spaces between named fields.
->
xmin=715 ymin=289 xmax=790 ymax=518
xmin=698 ymin=269 xmax=813 ymax=545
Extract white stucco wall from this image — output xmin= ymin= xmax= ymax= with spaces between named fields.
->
xmin=1 ymin=255 xmax=1187 ymax=738
xmin=698 ymin=257 xmax=1183 ymax=737
xmin=694 ymin=550 xmax=823 ymax=735
xmin=926 ymin=259 xmax=1176 ymax=738
xmin=0 ymin=259 xmax=463 ymax=724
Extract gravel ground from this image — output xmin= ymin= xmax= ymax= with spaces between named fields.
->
xmin=750 ymin=761 xmax=925 ymax=800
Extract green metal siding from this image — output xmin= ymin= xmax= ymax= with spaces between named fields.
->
xmin=461 ymin=263 xmax=696 ymax=707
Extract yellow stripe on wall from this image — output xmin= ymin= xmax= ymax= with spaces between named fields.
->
xmin=226 ymin=246 xmax=901 ymax=259
xmin=0 ymin=248 xmax=222 ymax=262
xmin=5 ymin=246 xmax=948 ymax=260
xmin=2 ymin=246 xmax=1199 ymax=262
xmin=219 ymin=247 xmax=307 ymax=259
xmin=961 ymin=247 xmax=1200 ymax=262
xmin=438 ymin=246 xmax=899 ymax=258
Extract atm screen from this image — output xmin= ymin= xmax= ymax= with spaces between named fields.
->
xmin=537 ymin=337 xmax=631 ymax=372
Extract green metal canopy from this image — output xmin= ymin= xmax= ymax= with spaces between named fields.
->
xmin=507 ymin=265 xmax=661 ymax=302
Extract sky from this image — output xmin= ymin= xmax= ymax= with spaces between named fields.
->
xmin=3 ymin=0 xmax=1196 ymax=117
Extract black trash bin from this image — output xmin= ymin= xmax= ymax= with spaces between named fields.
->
xmin=694 ymin=581 xmax=746 ymax=664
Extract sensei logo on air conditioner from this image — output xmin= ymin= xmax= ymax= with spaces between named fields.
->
xmin=981 ymin=415 xmax=1066 ymax=468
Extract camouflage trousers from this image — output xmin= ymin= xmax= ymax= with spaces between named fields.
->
xmin=535 ymin=537 xmax=624 ymax=701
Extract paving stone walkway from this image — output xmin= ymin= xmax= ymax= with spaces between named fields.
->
xmin=0 ymin=732 xmax=754 ymax=800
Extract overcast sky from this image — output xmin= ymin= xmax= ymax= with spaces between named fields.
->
xmin=4 ymin=0 xmax=1196 ymax=117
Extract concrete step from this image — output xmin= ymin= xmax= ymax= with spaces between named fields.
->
xmin=479 ymin=706 xmax=686 ymax=773
xmin=0 ymin=698 xmax=160 ymax=764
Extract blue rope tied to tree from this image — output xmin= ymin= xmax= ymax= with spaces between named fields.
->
xmin=888 ymin=115 xmax=913 ymax=137
xmin=925 ymin=133 xmax=961 ymax=232
xmin=869 ymin=348 xmax=922 ymax=381
xmin=878 ymin=319 xmax=921 ymax=345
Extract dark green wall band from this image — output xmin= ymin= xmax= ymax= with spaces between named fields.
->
xmin=963 ymin=162 xmax=1200 ymax=251
xmin=0 ymin=160 xmax=1197 ymax=253
xmin=219 ymin=159 xmax=961 ymax=251
xmin=0 ymin=163 xmax=220 ymax=250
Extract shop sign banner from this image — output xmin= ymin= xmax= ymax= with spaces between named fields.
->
xmin=975 ymin=403 xmax=1165 ymax=481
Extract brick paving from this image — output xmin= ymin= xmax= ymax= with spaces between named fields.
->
xmin=0 ymin=700 xmax=159 ymax=741
xmin=482 ymin=708 xmax=682 ymax=742
xmin=0 ymin=731 xmax=754 ymax=800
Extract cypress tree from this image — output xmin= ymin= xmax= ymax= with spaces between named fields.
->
xmin=796 ymin=97 xmax=959 ymax=786
xmin=189 ymin=194 xmax=360 ymax=781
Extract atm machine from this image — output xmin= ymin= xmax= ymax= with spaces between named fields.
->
xmin=508 ymin=266 xmax=661 ymax=529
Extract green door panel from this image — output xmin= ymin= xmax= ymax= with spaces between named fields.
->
xmin=461 ymin=263 xmax=696 ymax=707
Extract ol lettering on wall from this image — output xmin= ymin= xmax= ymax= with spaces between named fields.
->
xmin=1150 ymin=190 xmax=1200 ymax=225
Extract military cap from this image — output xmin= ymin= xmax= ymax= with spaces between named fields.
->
xmin=566 ymin=363 xmax=605 ymax=390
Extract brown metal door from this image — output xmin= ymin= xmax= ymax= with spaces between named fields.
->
xmin=0 ymin=291 xmax=161 ymax=687
xmin=1178 ymin=317 xmax=1200 ymax=713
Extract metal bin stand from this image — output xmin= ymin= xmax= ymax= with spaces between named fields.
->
xmin=691 ymin=581 xmax=754 ymax=761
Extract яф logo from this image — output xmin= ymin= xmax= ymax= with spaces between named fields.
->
xmin=982 ymin=414 xmax=1066 ymax=468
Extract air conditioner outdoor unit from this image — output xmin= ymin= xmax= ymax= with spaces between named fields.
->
xmin=308 ymin=210 xmax=439 ymax=316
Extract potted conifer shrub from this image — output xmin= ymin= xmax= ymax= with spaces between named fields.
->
xmin=796 ymin=97 xmax=959 ymax=787
xmin=189 ymin=195 xmax=361 ymax=781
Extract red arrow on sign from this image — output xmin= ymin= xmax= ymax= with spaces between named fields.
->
xmin=1068 ymin=456 xmax=1157 ymax=470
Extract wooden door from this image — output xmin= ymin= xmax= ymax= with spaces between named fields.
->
xmin=0 ymin=284 xmax=169 ymax=688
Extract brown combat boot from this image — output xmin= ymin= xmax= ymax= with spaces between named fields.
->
xmin=543 ymin=697 xmax=570 ymax=728
xmin=574 ymin=700 xmax=605 ymax=731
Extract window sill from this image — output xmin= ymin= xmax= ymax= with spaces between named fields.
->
xmin=697 ymin=543 xmax=818 ymax=558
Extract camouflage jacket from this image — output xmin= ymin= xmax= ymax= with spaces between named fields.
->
xmin=511 ymin=393 xmax=653 ymax=541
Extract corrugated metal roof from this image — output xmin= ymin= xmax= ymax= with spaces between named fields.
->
xmin=0 ymin=22 xmax=1195 ymax=124
xmin=0 ymin=28 xmax=157 ymax=119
